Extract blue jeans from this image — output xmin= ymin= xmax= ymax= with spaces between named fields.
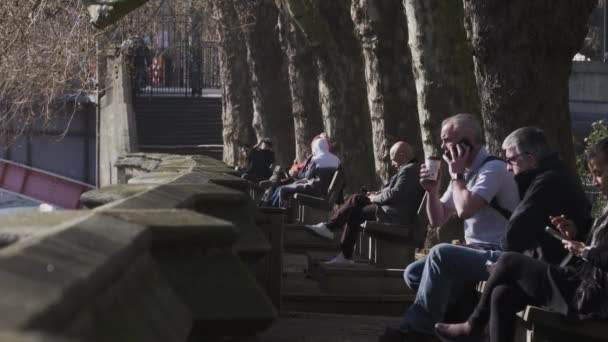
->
xmin=400 ymin=243 xmax=502 ymax=334
xmin=271 ymin=183 xmax=300 ymax=207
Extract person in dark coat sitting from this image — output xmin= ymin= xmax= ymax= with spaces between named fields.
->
xmin=435 ymin=137 xmax=608 ymax=342
xmin=305 ymin=141 xmax=424 ymax=265
xmin=240 ymin=138 xmax=275 ymax=183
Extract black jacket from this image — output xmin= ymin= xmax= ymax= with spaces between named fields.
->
xmin=373 ymin=160 xmax=424 ymax=225
xmin=552 ymin=206 xmax=608 ymax=320
xmin=241 ymin=148 xmax=275 ymax=182
xmin=501 ymin=154 xmax=592 ymax=265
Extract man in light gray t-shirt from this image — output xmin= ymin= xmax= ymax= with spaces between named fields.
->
xmin=378 ymin=114 xmax=521 ymax=341
xmin=440 ymin=146 xmax=520 ymax=246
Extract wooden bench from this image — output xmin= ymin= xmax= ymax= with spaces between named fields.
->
xmin=362 ymin=221 xmax=419 ymax=268
xmin=292 ymin=167 xmax=345 ymax=224
xmin=476 ymin=281 xmax=608 ymax=342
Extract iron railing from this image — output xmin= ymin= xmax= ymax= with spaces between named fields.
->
xmin=130 ymin=14 xmax=221 ymax=97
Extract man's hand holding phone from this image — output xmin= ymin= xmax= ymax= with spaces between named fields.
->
xmin=443 ymin=140 xmax=471 ymax=176
xmin=549 ymin=214 xmax=578 ymax=239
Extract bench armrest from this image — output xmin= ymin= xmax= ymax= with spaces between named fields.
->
xmin=362 ymin=221 xmax=412 ymax=242
xmin=293 ymin=193 xmax=330 ymax=209
xmin=519 ymin=306 xmax=608 ymax=339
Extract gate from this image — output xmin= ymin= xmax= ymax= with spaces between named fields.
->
xmin=131 ymin=14 xmax=221 ymax=97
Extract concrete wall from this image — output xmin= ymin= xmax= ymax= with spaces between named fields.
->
xmin=0 ymin=106 xmax=96 ymax=185
xmin=569 ymin=61 xmax=608 ymax=135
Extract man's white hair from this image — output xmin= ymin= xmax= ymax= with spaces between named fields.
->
xmin=441 ymin=113 xmax=483 ymax=144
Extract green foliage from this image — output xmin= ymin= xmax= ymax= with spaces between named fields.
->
xmin=577 ymin=120 xmax=608 ymax=217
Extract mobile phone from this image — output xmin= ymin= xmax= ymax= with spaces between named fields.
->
xmin=443 ymin=139 xmax=472 ymax=160
xmin=545 ymin=226 xmax=565 ymax=241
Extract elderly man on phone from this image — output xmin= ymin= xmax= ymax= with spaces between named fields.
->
xmin=379 ymin=124 xmax=592 ymax=342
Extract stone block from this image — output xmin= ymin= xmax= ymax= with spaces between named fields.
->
xmin=80 ymin=184 xmax=153 ymax=208
xmin=284 ymin=224 xmax=337 ymax=253
xmin=254 ymin=207 xmax=285 ymax=310
xmin=318 ymin=263 xmax=411 ymax=295
xmin=305 ymin=251 xmax=370 ymax=281
xmin=153 ymin=248 xmax=276 ymax=338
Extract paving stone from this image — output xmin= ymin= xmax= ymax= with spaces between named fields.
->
xmin=256 ymin=312 xmax=400 ymax=342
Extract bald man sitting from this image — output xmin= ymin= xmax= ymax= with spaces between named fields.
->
xmin=306 ymin=141 xmax=424 ymax=265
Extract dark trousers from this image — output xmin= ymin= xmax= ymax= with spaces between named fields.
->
xmin=326 ymin=194 xmax=376 ymax=259
xmin=469 ymin=252 xmax=552 ymax=342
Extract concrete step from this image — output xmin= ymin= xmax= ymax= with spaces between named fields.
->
xmin=319 ymin=263 xmax=411 ymax=295
xmin=284 ymin=224 xmax=338 ymax=253
xmin=305 ymin=250 xmax=371 ymax=281
xmin=282 ymin=272 xmax=413 ymax=317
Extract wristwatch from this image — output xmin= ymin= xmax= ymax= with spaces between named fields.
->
xmin=451 ymin=173 xmax=464 ymax=182
xmin=581 ymin=247 xmax=592 ymax=260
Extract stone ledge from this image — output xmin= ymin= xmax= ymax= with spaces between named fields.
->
xmin=80 ymin=184 xmax=153 ymax=208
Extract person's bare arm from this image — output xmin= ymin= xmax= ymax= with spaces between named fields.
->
xmin=420 ymin=163 xmax=454 ymax=227
xmin=451 ymin=179 xmax=488 ymax=219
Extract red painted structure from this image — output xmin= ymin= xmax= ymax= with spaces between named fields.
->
xmin=0 ymin=159 xmax=94 ymax=209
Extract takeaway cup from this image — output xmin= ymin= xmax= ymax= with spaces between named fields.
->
xmin=425 ymin=156 xmax=441 ymax=181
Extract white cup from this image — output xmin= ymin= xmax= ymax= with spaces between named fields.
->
xmin=425 ymin=157 xmax=441 ymax=181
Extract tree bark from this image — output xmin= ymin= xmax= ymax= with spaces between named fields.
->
xmin=403 ymin=0 xmax=480 ymax=157
xmin=211 ymin=0 xmax=256 ymax=167
xmin=235 ymin=0 xmax=295 ymax=168
xmin=277 ymin=14 xmax=324 ymax=162
xmin=316 ymin=1 xmax=378 ymax=189
xmin=351 ymin=0 xmax=422 ymax=183
xmin=462 ymin=0 xmax=596 ymax=170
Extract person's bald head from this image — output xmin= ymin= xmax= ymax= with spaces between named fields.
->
xmin=390 ymin=141 xmax=413 ymax=168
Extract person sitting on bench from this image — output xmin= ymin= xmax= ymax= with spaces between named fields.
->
xmin=269 ymin=134 xmax=340 ymax=208
xmin=239 ymin=138 xmax=275 ymax=183
xmin=305 ymin=141 xmax=424 ymax=265
xmin=435 ymin=137 xmax=608 ymax=342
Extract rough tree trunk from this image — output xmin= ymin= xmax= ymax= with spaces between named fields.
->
xmin=403 ymin=0 xmax=480 ymax=157
xmin=316 ymin=1 xmax=377 ymax=189
xmin=351 ymin=0 xmax=422 ymax=183
xmin=403 ymin=0 xmax=479 ymax=246
xmin=211 ymin=0 xmax=255 ymax=167
xmin=234 ymin=0 xmax=295 ymax=168
xmin=277 ymin=14 xmax=324 ymax=162
xmin=462 ymin=0 xmax=596 ymax=170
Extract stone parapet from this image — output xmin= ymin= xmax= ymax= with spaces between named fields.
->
xmin=0 ymin=153 xmax=277 ymax=341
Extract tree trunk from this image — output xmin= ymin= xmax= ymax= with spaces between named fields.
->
xmin=235 ymin=0 xmax=295 ymax=168
xmin=211 ymin=0 xmax=256 ymax=167
xmin=351 ymin=0 xmax=422 ymax=183
xmin=277 ymin=14 xmax=324 ymax=162
xmin=462 ymin=0 xmax=596 ymax=170
xmin=403 ymin=0 xmax=480 ymax=157
xmin=315 ymin=1 xmax=377 ymax=189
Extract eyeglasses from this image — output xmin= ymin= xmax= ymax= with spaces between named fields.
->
xmin=505 ymin=152 xmax=529 ymax=165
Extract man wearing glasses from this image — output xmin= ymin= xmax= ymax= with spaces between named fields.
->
xmin=379 ymin=124 xmax=592 ymax=342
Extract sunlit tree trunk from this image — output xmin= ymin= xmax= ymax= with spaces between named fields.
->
xmin=211 ymin=0 xmax=255 ymax=167
xmin=234 ymin=0 xmax=295 ymax=168
xmin=352 ymin=0 xmax=422 ymax=183
xmin=278 ymin=14 xmax=324 ymax=162
xmin=403 ymin=0 xmax=480 ymax=158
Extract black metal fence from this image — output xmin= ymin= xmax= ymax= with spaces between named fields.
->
xmin=130 ymin=15 xmax=221 ymax=97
